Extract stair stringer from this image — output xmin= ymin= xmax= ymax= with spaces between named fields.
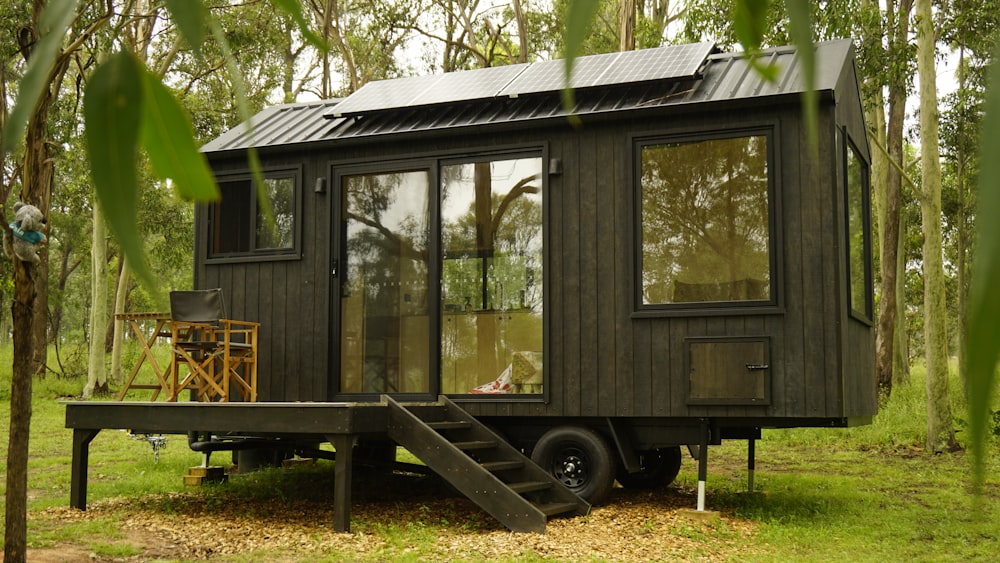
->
xmin=384 ymin=395 xmax=589 ymax=533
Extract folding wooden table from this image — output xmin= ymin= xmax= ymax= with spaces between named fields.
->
xmin=115 ymin=312 xmax=172 ymax=400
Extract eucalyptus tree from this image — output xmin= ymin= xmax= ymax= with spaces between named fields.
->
xmin=939 ymin=0 xmax=999 ymax=391
xmin=2 ymin=0 xmax=117 ymax=558
xmin=417 ymin=0 xmax=558 ymax=71
xmin=915 ymin=0 xmax=959 ymax=453
xmin=305 ymin=0 xmax=416 ymax=95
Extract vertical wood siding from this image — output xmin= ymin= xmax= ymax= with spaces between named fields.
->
xmin=202 ymin=92 xmax=876 ymax=420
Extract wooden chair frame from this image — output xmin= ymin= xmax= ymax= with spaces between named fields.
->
xmin=167 ymin=289 xmax=259 ymax=402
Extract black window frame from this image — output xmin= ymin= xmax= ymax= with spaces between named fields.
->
xmin=632 ymin=126 xmax=782 ymax=317
xmin=844 ymin=131 xmax=874 ymax=323
xmin=328 ymin=144 xmax=550 ymax=403
xmin=206 ymin=166 xmax=303 ymax=263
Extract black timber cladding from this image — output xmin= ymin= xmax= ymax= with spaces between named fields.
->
xmin=198 ymin=39 xmax=876 ymax=421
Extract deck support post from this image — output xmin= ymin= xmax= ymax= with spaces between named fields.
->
xmin=70 ymin=428 xmax=101 ymax=510
xmin=696 ymin=419 xmax=709 ymax=511
xmin=747 ymin=437 xmax=756 ymax=493
xmin=328 ymin=434 xmax=356 ymax=532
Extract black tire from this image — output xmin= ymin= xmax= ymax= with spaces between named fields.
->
xmin=615 ymin=447 xmax=683 ymax=490
xmin=531 ymin=426 xmax=616 ymax=504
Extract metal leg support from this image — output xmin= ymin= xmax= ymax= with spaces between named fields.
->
xmin=70 ymin=429 xmax=101 ymax=510
xmin=328 ymin=434 xmax=356 ymax=532
xmin=747 ymin=437 xmax=756 ymax=494
xmin=697 ymin=419 xmax=709 ymax=512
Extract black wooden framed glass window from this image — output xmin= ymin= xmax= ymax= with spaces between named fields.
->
xmin=209 ymin=169 xmax=300 ymax=260
xmin=637 ymin=130 xmax=775 ymax=310
xmin=846 ymin=134 xmax=873 ymax=320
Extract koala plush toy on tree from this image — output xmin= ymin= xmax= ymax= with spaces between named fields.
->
xmin=4 ymin=202 xmax=48 ymax=265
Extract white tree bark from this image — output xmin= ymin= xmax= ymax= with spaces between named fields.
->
xmin=110 ymin=257 xmax=129 ymax=386
xmin=84 ymin=199 xmax=108 ymax=398
xmin=915 ymin=0 xmax=955 ymax=452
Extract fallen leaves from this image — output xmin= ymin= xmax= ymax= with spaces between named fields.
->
xmin=36 ymin=473 xmax=758 ymax=561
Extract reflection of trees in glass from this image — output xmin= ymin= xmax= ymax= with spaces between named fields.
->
xmin=341 ymin=170 xmax=430 ymax=393
xmin=441 ymin=161 xmax=543 ymax=312
xmin=345 ymin=172 xmax=430 ymax=307
xmin=641 ymin=135 xmax=771 ymax=304
xmin=440 ymin=157 xmax=544 ymax=394
xmin=847 ymin=142 xmax=869 ymax=315
xmin=255 ymin=177 xmax=296 ymax=249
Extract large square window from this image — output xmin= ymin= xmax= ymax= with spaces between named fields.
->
xmin=638 ymin=132 xmax=773 ymax=308
xmin=210 ymin=170 xmax=299 ymax=259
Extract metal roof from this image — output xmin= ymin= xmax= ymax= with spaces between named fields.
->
xmin=201 ymin=40 xmax=855 ymax=155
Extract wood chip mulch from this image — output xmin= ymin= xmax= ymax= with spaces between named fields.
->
xmin=34 ymin=472 xmax=759 ymax=562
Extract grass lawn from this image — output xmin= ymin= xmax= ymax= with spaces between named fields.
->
xmin=1 ymin=352 xmax=998 ymax=561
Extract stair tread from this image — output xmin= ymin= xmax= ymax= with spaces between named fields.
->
xmin=426 ymin=420 xmax=471 ymax=430
xmin=481 ymin=460 xmax=524 ymax=472
xmin=537 ymin=502 xmax=581 ymax=517
xmin=451 ymin=439 xmax=498 ymax=450
xmin=508 ymin=481 xmax=552 ymax=494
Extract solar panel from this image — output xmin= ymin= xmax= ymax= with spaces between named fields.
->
xmin=326 ymin=42 xmax=716 ymax=118
xmin=329 ymin=73 xmax=443 ymax=117
xmin=499 ymin=51 xmax=623 ymax=96
xmin=413 ymin=64 xmax=529 ymax=107
xmin=599 ymin=42 xmax=715 ymax=85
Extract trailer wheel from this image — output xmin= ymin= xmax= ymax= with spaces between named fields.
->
xmin=531 ymin=426 xmax=615 ymax=504
xmin=616 ymin=447 xmax=683 ymax=490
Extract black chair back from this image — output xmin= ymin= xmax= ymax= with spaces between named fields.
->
xmin=169 ymin=289 xmax=226 ymax=324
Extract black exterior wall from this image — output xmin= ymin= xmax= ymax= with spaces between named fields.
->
xmin=197 ymin=40 xmax=877 ymax=426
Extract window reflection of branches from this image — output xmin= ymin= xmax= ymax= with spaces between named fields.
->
xmin=341 ymin=170 xmax=430 ymax=394
xmin=846 ymin=141 xmax=870 ymax=317
xmin=255 ymin=177 xmax=296 ymax=249
xmin=640 ymin=134 xmax=771 ymax=305
xmin=440 ymin=157 xmax=544 ymax=394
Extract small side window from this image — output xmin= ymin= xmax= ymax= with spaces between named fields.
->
xmin=210 ymin=170 xmax=300 ymax=260
xmin=846 ymin=136 xmax=872 ymax=320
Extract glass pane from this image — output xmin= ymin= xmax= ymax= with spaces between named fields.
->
xmin=255 ymin=177 xmax=296 ymax=249
xmin=847 ymin=142 xmax=870 ymax=316
xmin=212 ymin=179 xmax=252 ymax=255
xmin=340 ymin=170 xmax=430 ymax=393
xmin=441 ymin=157 xmax=544 ymax=394
xmin=641 ymin=135 xmax=771 ymax=305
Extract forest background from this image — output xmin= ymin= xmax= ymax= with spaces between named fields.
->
xmin=1 ymin=0 xmax=999 ymax=559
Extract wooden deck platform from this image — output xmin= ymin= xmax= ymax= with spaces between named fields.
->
xmin=63 ymin=399 xmax=589 ymax=533
xmin=64 ymin=401 xmax=392 ymax=532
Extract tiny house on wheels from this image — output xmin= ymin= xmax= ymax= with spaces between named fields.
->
xmin=65 ymin=39 xmax=877 ymax=533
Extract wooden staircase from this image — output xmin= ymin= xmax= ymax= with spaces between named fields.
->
xmin=385 ymin=395 xmax=590 ymax=533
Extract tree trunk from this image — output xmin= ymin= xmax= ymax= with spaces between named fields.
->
xmin=110 ymin=256 xmax=129 ymax=385
xmin=955 ymin=48 xmax=970 ymax=396
xmin=84 ymin=198 xmax=108 ymax=398
xmin=916 ymin=0 xmax=956 ymax=452
xmin=4 ymin=259 xmax=36 ymax=563
xmin=893 ymin=221 xmax=910 ymax=383
xmin=620 ymin=0 xmax=636 ymax=51
xmin=875 ymin=0 xmax=912 ymax=400
xmin=4 ymin=8 xmax=57 ymax=557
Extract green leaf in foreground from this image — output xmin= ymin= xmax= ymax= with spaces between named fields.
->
xmin=140 ymin=69 xmax=218 ymax=202
xmin=965 ymin=40 xmax=1000 ymax=494
xmin=1 ymin=0 xmax=79 ymax=156
xmin=84 ymin=52 xmax=154 ymax=289
xmin=272 ymin=0 xmax=329 ymax=51
xmin=164 ymin=0 xmax=208 ymax=57
xmin=733 ymin=0 xmax=779 ymax=82
xmin=560 ymin=0 xmax=599 ymax=118
xmin=784 ymin=0 xmax=817 ymax=158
